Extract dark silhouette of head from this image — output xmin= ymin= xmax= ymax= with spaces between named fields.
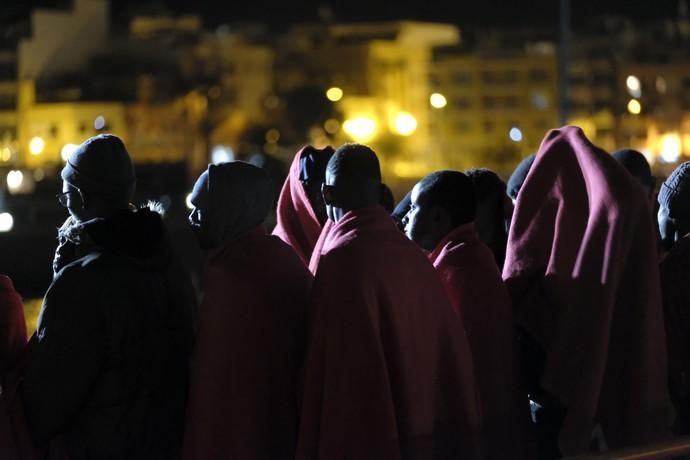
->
xmin=658 ymin=161 xmax=690 ymax=250
xmin=405 ymin=170 xmax=476 ymax=252
xmin=323 ymin=143 xmax=382 ymax=222
xmin=189 ymin=161 xmax=274 ymax=250
xmin=380 ymin=184 xmax=395 ymax=213
xmin=507 ymin=154 xmax=536 ymax=203
xmin=299 ymin=145 xmax=335 ymax=226
xmin=613 ymin=149 xmax=655 ymax=198
xmin=465 ymin=168 xmax=511 ymax=267
xmin=59 ymin=134 xmax=135 ymax=222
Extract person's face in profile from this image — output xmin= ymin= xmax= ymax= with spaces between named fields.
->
xmin=58 ymin=181 xmax=86 ymax=222
xmin=404 ymin=183 xmax=440 ymax=251
xmin=188 ymin=175 xmax=214 ymax=250
xmin=658 ymin=204 xmax=677 ymax=251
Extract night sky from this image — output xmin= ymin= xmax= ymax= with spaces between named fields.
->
xmin=1 ymin=0 xmax=683 ymax=30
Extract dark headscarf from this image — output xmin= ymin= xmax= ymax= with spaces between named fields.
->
xmin=298 ymin=146 xmax=335 ymax=184
xmin=507 ymin=154 xmax=536 ymax=201
xmin=193 ymin=162 xmax=274 ymax=247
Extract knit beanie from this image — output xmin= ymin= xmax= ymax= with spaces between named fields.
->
xmin=507 ymin=154 xmax=536 ymax=200
xmin=658 ymin=161 xmax=690 ymax=218
xmin=61 ymin=134 xmax=136 ymax=202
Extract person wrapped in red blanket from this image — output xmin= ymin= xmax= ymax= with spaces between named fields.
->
xmin=503 ymin=126 xmax=671 ymax=457
xmin=273 ymin=146 xmax=335 ymax=266
xmin=184 ymin=161 xmax=313 ymax=459
xmin=297 ymin=144 xmax=482 ymax=460
xmin=404 ymin=170 xmax=532 ymax=460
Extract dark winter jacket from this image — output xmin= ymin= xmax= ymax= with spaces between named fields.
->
xmin=23 ymin=207 xmax=196 ymax=460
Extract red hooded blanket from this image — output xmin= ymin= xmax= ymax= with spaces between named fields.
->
xmin=273 ymin=148 xmax=324 ymax=266
xmin=183 ymin=228 xmax=313 ymax=459
xmin=502 ymin=126 xmax=670 ymax=455
xmin=297 ymin=205 xmax=482 ymax=460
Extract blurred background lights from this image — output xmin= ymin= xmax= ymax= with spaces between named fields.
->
xmin=0 ymin=213 xmax=13 ymax=233
xmin=61 ymin=143 xmax=79 ymax=162
xmin=211 ymin=145 xmax=234 ymax=164
xmin=509 ymin=127 xmax=523 ymax=142
xmin=626 ymin=75 xmax=642 ymax=98
xmin=29 ymin=136 xmax=44 ymax=155
xmin=6 ymin=170 xmax=23 ymax=192
xmin=94 ymin=115 xmax=106 ymax=130
xmin=343 ymin=117 xmax=376 ymax=141
xmin=326 ymin=87 xmax=343 ymax=102
xmin=324 ymin=118 xmax=340 ymax=134
xmin=430 ymin=93 xmax=447 ymax=109
xmin=265 ymin=128 xmax=280 ymax=143
xmin=394 ymin=112 xmax=417 ymax=136
xmin=660 ymin=133 xmax=682 ymax=163
xmin=627 ymin=99 xmax=642 ymax=115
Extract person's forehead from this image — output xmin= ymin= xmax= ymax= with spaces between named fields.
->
xmin=410 ymin=183 xmax=424 ymax=204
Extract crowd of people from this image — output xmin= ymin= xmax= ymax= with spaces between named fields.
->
xmin=0 ymin=125 xmax=687 ymax=459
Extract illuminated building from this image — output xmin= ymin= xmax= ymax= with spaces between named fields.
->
xmin=431 ymin=43 xmax=559 ymax=173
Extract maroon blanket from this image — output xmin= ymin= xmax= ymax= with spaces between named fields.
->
xmin=503 ymin=126 xmax=670 ymax=454
xmin=183 ymin=228 xmax=313 ymax=459
xmin=298 ymin=205 xmax=482 ymax=460
xmin=273 ymin=148 xmax=324 ymax=265
xmin=429 ymin=223 xmax=531 ymax=459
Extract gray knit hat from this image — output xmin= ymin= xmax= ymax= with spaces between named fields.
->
xmin=658 ymin=161 xmax=690 ymax=218
xmin=61 ymin=134 xmax=136 ymax=201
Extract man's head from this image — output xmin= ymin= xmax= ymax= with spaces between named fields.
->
xmin=507 ymin=154 xmax=536 ymax=204
xmin=189 ymin=161 xmax=273 ymax=250
xmin=658 ymin=161 xmax=690 ymax=250
xmin=405 ymin=170 xmax=476 ymax=251
xmin=59 ymin=134 xmax=135 ymax=222
xmin=322 ymin=143 xmax=382 ymax=222
xmin=298 ymin=145 xmax=335 ymax=226
xmin=465 ymin=168 xmax=511 ymax=250
xmin=613 ymin=149 xmax=655 ymax=198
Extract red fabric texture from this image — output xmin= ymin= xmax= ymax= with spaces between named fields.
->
xmin=182 ymin=227 xmax=313 ymax=459
xmin=307 ymin=219 xmax=332 ymax=275
xmin=297 ymin=205 xmax=482 ymax=460
xmin=502 ymin=126 xmax=670 ymax=454
xmin=429 ymin=223 xmax=531 ymax=460
xmin=0 ymin=275 xmax=42 ymax=460
xmin=273 ymin=148 xmax=323 ymax=266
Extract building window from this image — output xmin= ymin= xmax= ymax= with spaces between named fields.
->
xmin=529 ymin=69 xmax=549 ymax=83
xmin=484 ymin=120 xmax=494 ymax=132
xmin=453 ymin=97 xmax=472 ymax=109
xmin=49 ymin=124 xmax=58 ymax=139
xmin=452 ymin=72 xmax=472 ymax=84
xmin=456 ymin=120 xmax=472 ymax=132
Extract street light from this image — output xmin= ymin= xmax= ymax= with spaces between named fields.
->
xmin=394 ymin=112 xmax=417 ymax=136
xmin=430 ymin=93 xmax=447 ymax=109
xmin=29 ymin=136 xmax=45 ymax=156
xmin=343 ymin=117 xmax=376 ymax=141
xmin=326 ymin=87 xmax=344 ymax=102
xmin=627 ymin=99 xmax=642 ymax=115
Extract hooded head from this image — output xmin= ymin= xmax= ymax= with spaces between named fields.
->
xmin=613 ymin=149 xmax=655 ymax=198
xmin=658 ymin=161 xmax=690 ymax=249
xmin=59 ymin=134 xmax=136 ymax=222
xmin=298 ymin=145 xmax=335 ymax=225
xmin=189 ymin=162 xmax=274 ymax=250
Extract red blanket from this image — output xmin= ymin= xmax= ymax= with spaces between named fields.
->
xmin=429 ymin=223 xmax=531 ymax=459
xmin=503 ymin=126 xmax=670 ymax=454
xmin=183 ymin=228 xmax=313 ymax=459
xmin=297 ymin=205 xmax=482 ymax=460
xmin=273 ymin=148 xmax=323 ymax=265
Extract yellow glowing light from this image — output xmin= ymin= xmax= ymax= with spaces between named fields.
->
xmin=324 ymin=118 xmax=340 ymax=134
xmin=660 ymin=133 xmax=682 ymax=163
xmin=1 ymin=147 xmax=11 ymax=162
xmin=430 ymin=93 xmax=447 ymax=109
xmin=6 ymin=170 xmax=23 ymax=192
xmin=61 ymin=143 xmax=79 ymax=162
xmin=626 ymin=75 xmax=641 ymax=92
xmin=29 ymin=136 xmax=45 ymax=156
xmin=394 ymin=112 xmax=417 ymax=136
xmin=627 ymin=99 xmax=642 ymax=115
xmin=343 ymin=117 xmax=376 ymax=141
xmin=326 ymin=87 xmax=343 ymax=102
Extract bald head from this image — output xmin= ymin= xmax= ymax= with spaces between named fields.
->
xmin=324 ymin=144 xmax=382 ymax=221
